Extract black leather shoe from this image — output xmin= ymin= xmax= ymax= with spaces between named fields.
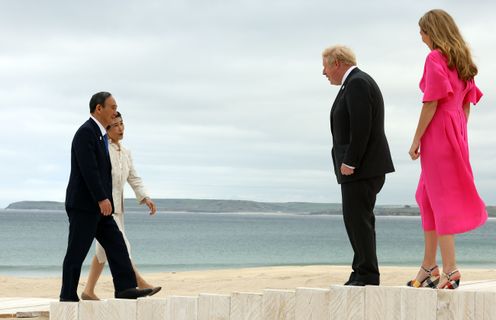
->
xmin=346 ymin=280 xmax=379 ymax=286
xmin=344 ymin=272 xmax=357 ymax=285
xmin=60 ymin=297 xmax=79 ymax=302
xmin=148 ymin=286 xmax=162 ymax=296
xmin=345 ymin=280 xmax=366 ymax=286
xmin=115 ymin=288 xmax=153 ymax=299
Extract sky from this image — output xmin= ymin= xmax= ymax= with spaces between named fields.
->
xmin=0 ymin=0 xmax=495 ymax=208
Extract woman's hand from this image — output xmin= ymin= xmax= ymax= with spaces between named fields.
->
xmin=142 ymin=198 xmax=157 ymax=215
xmin=409 ymin=140 xmax=420 ymax=160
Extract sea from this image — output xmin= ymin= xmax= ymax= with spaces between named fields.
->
xmin=0 ymin=209 xmax=495 ymax=277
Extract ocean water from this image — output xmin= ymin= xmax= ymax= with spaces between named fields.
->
xmin=0 ymin=209 xmax=495 ymax=276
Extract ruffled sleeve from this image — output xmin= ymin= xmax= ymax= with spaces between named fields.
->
xmin=419 ymin=50 xmax=453 ymax=102
xmin=463 ymin=79 xmax=483 ymax=105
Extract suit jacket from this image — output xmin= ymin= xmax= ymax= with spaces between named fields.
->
xmin=108 ymin=141 xmax=149 ymax=214
xmin=330 ymin=68 xmax=394 ymax=184
xmin=65 ymin=118 xmax=114 ymax=213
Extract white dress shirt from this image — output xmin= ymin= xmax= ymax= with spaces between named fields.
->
xmin=341 ymin=65 xmax=357 ymax=86
xmin=90 ymin=115 xmax=107 ymax=136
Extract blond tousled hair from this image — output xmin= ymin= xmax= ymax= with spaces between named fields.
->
xmin=322 ymin=45 xmax=357 ymax=66
xmin=419 ymin=9 xmax=477 ymax=81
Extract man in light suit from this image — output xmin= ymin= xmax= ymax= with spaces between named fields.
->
xmin=322 ymin=46 xmax=394 ymax=286
xmin=60 ymin=92 xmax=152 ymax=301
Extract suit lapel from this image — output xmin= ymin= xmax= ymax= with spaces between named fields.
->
xmin=330 ymin=88 xmax=343 ymax=133
xmin=330 ymin=68 xmax=360 ymax=134
xmin=88 ymin=118 xmax=110 ymax=162
xmin=340 ymin=67 xmax=359 ymax=92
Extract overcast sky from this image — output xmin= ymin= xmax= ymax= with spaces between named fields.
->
xmin=1 ymin=0 xmax=495 ymax=208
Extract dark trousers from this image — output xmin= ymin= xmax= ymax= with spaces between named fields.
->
xmin=60 ymin=209 xmax=137 ymax=301
xmin=341 ymin=175 xmax=385 ymax=285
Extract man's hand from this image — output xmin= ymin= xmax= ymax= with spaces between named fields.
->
xmin=340 ymin=164 xmax=354 ymax=176
xmin=142 ymin=197 xmax=157 ymax=215
xmin=98 ymin=199 xmax=113 ymax=216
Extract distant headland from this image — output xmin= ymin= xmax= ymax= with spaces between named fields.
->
xmin=5 ymin=199 xmax=496 ymax=217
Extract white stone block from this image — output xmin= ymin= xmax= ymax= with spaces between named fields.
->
xmin=475 ymin=291 xmax=496 ymax=319
xmin=262 ymin=289 xmax=295 ymax=320
xmin=49 ymin=302 xmax=78 ymax=320
xmin=295 ymin=287 xmax=330 ymax=320
xmin=329 ymin=285 xmax=365 ymax=320
xmin=365 ymin=286 xmax=401 ymax=320
xmin=198 ymin=293 xmax=231 ymax=320
xmin=79 ymin=300 xmax=108 ymax=320
xmin=166 ymin=296 xmax=198 ymax=320
xmin=137 ymin=298 xmax=167 ymax=320
xmin=437 ymin=290 xmax=476 ymax=320
xmin=106 ymin=299 xmax=137 ymax=320
xmin=400 ymin=287 xmax=436 ymax=320
xmin=230 ymin=292 xmax=262 ymax=320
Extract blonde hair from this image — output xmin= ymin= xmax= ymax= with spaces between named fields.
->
xmin=419 ymin=9 xmax=477 ymax=81
xmin=322 ymin=45 xmax=357 ymax=66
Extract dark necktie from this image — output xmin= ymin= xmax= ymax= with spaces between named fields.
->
xmin=103 ymin=134 xmax=109 ymax=153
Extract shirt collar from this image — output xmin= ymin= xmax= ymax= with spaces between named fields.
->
xmin=109 ymin=139 xmax=121 ymax=149
xmin=341 ymin=65 xmax=357 ymax=85
xmin=90 ymin=115 xmax=107 ymax=136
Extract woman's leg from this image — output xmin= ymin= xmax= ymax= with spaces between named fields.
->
xmin=438 ymin=235 xmax=456 ymax=270
xmin=82 ymin=256 xmax=105 ymax=299
xmin=422 ymin=231 xmax=438 ymax=267
xmin=413 ymin=230 xmax=439 ymax=281
xmin=131 ymin=261 xmax=153 ymax=289
xmin=438 ymin=234 xmax=459 ymax=287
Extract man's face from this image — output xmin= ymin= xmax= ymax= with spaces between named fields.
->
xmin=97 ymin=96 xmax=118 ymax=127
xmin=322 ymin=57 xmax=341 ymax=86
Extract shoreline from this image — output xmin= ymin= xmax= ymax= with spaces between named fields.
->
xmin=3 ymin=263 xmax=496 ymax=278
xmin=3 ymin=261 xmax=496 ymax=279
xmin=2 ymin=265 xmax=496 ymax=299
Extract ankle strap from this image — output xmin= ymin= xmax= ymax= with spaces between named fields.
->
xmin=442 ymin=269 xmax=459 ymax=280
xmin=421 ymin=265 xmax=438 ymax=275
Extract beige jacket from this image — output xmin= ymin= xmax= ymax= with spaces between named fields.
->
xmin=95 ymin=140 xmax=149 ymax=263
xmin=109 ymin=140 xmax=149 ymax=214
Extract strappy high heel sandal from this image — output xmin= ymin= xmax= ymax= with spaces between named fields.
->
xmin=406 ymin=265 xmax=440 ymax=288
xmin=438 ymin=269 xmax=461 ymax=289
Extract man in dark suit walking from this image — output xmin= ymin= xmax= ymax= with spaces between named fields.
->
xmin=60 ymin=92 xmax=152 ymax=301
xmin=322 ymin=46 xmax=395 ymax=286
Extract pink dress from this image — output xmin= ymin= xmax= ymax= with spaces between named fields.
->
xmin=416 ymin=49 xmax=487 ymax=235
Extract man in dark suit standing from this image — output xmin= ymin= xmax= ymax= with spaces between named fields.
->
xmin=322 ymin=46 xmax=394 ymax=286
xmin=60 ymin=92 xmax=152 ymax=301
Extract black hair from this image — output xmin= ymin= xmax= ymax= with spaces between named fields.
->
xmin=106 ymin=111 xmax=123 ymax=130
xmin=89 ymin=91 xmax=112 ymax=113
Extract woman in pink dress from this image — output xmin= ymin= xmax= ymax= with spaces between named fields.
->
xmin=407 ymin=9 xmax=487 ymax=289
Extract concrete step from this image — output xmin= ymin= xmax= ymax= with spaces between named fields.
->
xmin=6 ymin=280 xmax=496 ymax=319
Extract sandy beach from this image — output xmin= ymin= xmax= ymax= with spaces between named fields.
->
xmin=2 ymin=265 xmax=496 ymax=299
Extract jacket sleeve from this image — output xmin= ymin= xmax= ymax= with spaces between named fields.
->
xmin=73 ymin=127 xmax=108 ymax=202
xmin=125 ymin=149 xmax=149 ymax=203
xmin=342 ymin=78 xmax=373 ymax=168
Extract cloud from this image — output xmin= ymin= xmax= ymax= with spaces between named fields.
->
xmin=1 ymin=0 xmax=495 ymax=207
